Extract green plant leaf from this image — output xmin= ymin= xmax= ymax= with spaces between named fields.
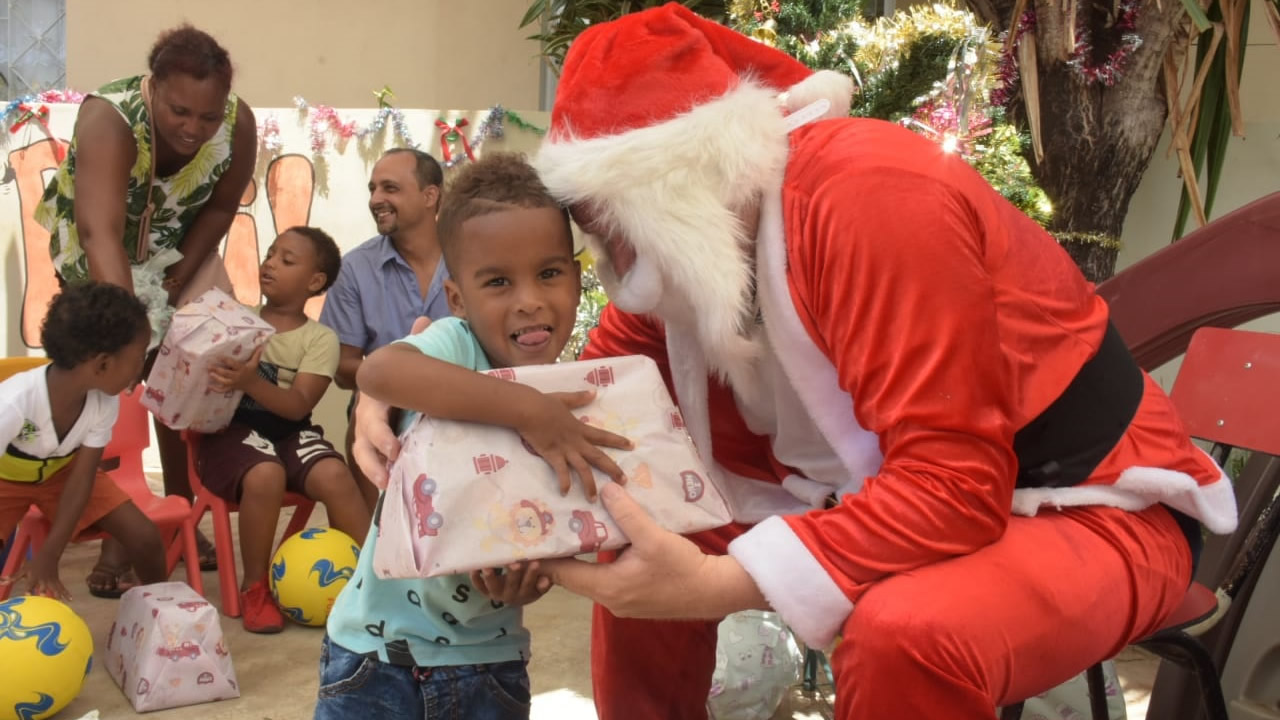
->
xmin=1173 ymin=0 xmax=1251 ymax=238
xmin=1181 ymin=0 xmax=1213 ymax=32
xmin=520 ymin=0 xmax=550 ymax=29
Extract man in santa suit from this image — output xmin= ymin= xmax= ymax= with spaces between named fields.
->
xmin=354 ymin=4 xmax=1237 ymax=718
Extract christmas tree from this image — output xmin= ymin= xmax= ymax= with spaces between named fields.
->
xmin=731 ymin=1 xmax=1052 ymax=225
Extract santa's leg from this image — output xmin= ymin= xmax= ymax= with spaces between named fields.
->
xmin=830 ymin=503 xmax=1191 ymax=719
xmin=591 ymin=522 xmax=747 ymax=720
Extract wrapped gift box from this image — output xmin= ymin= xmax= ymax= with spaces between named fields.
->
xmin=373 ymin=355 xmax=731 ymax=578
xmin=105 ymin=582 xmax=239 ymax=712
xmin=140 ymin=288 xmax=273 ymax=432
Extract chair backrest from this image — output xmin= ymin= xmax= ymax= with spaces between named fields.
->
xmin=1097 ymin=192 xmax=1280 ymax=371
xmin=1149 ymin=327 xmax=1280 ymax=719
xmin=102 ymin=385 xmax=151 ymax=486
xmin=1170 ymin=327 xmax=1280 ymax=457
xmin=0 ymin=357 xmax=50 ymax=383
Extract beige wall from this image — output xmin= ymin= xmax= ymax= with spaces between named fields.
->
xmin=1118 ymin=8 xmax=1280 ymax=387
xmin=1118 ymin=7 xmax=1280 ymax=271
xmin=66 ymin=0 xmax=544 ymax=110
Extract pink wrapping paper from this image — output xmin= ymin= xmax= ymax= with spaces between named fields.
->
xmin=105 ymin=582 xmax=240 ymax=712
xmin=373 ymin=355 xmax=732 ymax=579
xmin=140 ymin=288 xmax=273 ymax=432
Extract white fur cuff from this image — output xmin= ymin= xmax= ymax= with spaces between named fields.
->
xmin=782 ymin=70 xmax=854 ymax=120
xmin=728 ymin=515 xmax=853 ymax=649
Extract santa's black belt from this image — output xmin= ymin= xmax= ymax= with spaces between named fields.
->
xmin=1013 ymin=320 xmax=1143 ymax=489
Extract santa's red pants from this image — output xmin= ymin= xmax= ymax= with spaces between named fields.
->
xmin=590 ymin=503 xmax=1190 ymax=719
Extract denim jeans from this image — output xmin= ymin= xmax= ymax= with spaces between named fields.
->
xmin=314 ymin=635 xmax=531 ymax=720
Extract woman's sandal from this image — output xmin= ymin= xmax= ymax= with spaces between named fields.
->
xmin=86 ymin=564 xmax=140 ymax=599
xmin=196 ymin=532 xmax=217 ymax=572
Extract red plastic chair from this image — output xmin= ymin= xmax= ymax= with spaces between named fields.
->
xmin=0 ymin=384 xmax=202 ymax=600
xmin=1001 ymin=326 xmax=1280 ymax=720
xmin=170 ymin=431 xmax=315 ymax=617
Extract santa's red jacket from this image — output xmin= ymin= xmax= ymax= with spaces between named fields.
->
xmin=582 ymin=118 xmax=1235 ymax=650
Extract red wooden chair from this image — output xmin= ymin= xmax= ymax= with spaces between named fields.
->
xmin=169 ymin=431 xmax=315 ymax=617
xmin=1000 ymin=326 xmax=1280 ymax=720
xmin=0 ymin=383 xmax=202 ymax=600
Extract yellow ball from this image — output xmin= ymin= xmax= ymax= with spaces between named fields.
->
xmin=0 ymin=595 xmax=94 ymax=720
xmin=269 ymin=527 xmax=359 ymax=627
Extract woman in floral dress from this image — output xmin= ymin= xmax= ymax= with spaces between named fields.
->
xmin=36 ymin=24 xmax=257 ymax=597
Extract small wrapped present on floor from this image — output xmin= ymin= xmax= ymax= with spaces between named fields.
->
xmin=373 ymin=355 xmax=732 ymax=578
xmin=105 ymin=582 xmax=239 ymax=712
xmin=140 ymin=288 xmax=273 ymax=432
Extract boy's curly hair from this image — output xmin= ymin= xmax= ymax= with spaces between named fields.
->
xmin=284 ymin=226 xmax=342 ymax=294
xmin=437 ymin=152 xmax=572 ymax=271
xmin=42 ymin=283 xmax=150 ymax=370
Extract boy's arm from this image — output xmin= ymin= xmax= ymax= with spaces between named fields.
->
xmin=209 ymin=346 xmax=332 ymax=421
xmin=6 ymin=445 xmax=106 ymax=600
xmin=210 ymin=327 xmax=339 ymax=421
xmin=360 ymin=343 xmax=551 ymax=427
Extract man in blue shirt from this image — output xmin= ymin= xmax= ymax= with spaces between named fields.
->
xmin=320 ymin=149 xmax=452 ymax=508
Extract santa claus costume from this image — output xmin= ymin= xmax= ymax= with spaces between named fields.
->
xmin=534 ymin=4 xmax=1238 ymax=718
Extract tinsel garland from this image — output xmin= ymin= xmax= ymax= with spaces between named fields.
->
xmin=293 ymin=96 xmax=418 ymax=153
xmin=1066 ymin=0 xmax=1143 ymax=86
xmin=1052 ymin=230 xmax=1122 ymax=249
xmin=4 ymin=88 xmax=548 ymax=171
xmin=2 ymin=89 xmax=86 ymax=125
xmin=991 ymin=11 xmax=1036 ymax=108
xmin=993 ymin=0 xmax=1144 ymax=102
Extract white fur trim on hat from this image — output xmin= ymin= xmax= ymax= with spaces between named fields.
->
xmin=536 ymin=80 xmax=792 ymax=390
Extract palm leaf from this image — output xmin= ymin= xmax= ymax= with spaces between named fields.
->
xmin=1265 ymin=0 xmax=1280 ymax=43
xmin=1172 ymin=0 xmax=1251 ymax=239
xmin=1181 ymin=0 xmax=1213 ymax=31
xmin=1205 ymin=0 xmax=1249 ymax=219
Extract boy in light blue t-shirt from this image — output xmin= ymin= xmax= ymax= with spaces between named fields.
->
xmin=317 ymin=154 xmax=630 ymax=720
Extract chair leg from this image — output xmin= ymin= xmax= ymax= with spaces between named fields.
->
xmin=282 ymin=500 xmax=316 ymax=540
xmin=210 ymin=501 xmax=240 ymax=618
xmin=1141 ymin=632 xmax=1231 ymax=720
xmin=1085 ymin=662 xmax=1111 ymax=720
xmin=998 ymin=702 xmax=1025 ymax=720
xmin=181 ymin=520 xmax=203 ymax=596
xmin=801 ymin=648 xmax=823 ymax=692
xmin=0 ymin=530 xmax=32 ymax=602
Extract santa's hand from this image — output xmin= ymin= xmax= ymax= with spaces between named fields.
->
xmin=352 ymin=393 xmax=400 ymax=489
xmin=542 ymin=483 xmax=757 ymax=619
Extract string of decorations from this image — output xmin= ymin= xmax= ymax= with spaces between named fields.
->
xmin=292 ymin=94 xmax=418 ymax=153
xmin=1066 ymin=0 xmax=1143 ymax=86
xmin=2 ymin=89 xmax=86 ymax=122
xmin=1051 ymin=230 xmax=1122 ymax=249
xmin=990 ymin=10 xmax=1036 ymax=108
xmin=992 ymin=0 xmax=1143 ymax=104
xmin=4 ymin=88 xmax=548 ymax=173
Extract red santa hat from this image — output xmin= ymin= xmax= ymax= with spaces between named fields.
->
xmin=535 ymin=3 xmax=852 ymax=388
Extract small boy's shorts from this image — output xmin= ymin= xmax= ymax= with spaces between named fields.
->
xmin=1 ymin=464 xmax=131 ymax=539
xmin=196 ymin=424 xmax=342 ymax=503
